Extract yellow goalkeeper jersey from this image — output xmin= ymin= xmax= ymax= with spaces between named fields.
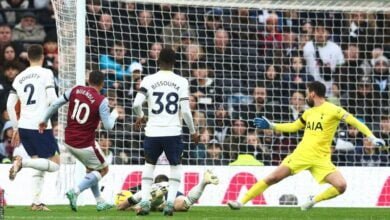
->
xmin=292 ymin=102 xmax=346 ymax=158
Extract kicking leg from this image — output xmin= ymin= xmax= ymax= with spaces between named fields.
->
xmin=67 ymin=167 xmax=108 ymax=212
xmin=228 ymin=165 xmax=291 ymax=210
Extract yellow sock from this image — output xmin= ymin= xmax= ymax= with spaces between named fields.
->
xmin=240 ymin=180 xmax=269 ymax=204
xmin=314 ymin=186 xmax=340 ymax=203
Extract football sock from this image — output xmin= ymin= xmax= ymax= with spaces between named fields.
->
xmin=167 ymin=165 xmax=182 ymax=203
xmin=141 ymin=163 xmax=155 ymax=202
xmin=132 ymin=191 xmax=142 ymax=203
xmin=186 ymin=177 xmax=207 ymax=204
xmin=22 ymin=158 xmax=59 ymax=172
xmin=91 ymin=183 xmax=105 ymax=203
xmin=241 ymin=180 xmax=269 ymax=204
xmin=32 ymin=170 xmax=45 ymax=205
xmin=314 ymin=186 xmax=340 ymax=203
xmin=75 ymin=171 xmax=101 ymax=195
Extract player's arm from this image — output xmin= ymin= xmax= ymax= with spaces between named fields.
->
xmin=342 ymin=113 xmax=385 ymax=147
xmin=132 ymin=86 xmax=147 ymax=130
xmin=45 ymin=70 xmax=58 ymax=104
xmin=39 ymin=90 xmax=71 ymax=133
xmin=133 ymin=89 xmax=146 ymax=119
xmin=6 ymin=86 xmax=20 ymax=147
xmin=99 ymin=98 xmax=118 ymax=130
xmin=180 ymin=81 xmax=199 ymax=144
xmin=254 ymin=116 xmax=305 ymax=133
xmin=6 ymin=88 xmax=19 ymax=131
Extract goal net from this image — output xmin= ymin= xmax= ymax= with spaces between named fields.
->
xmin=51 ymin=0 xmax=390 ymax=205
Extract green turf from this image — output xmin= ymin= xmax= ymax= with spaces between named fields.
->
xmin=3 ymin=205 xmax=389 ymax=220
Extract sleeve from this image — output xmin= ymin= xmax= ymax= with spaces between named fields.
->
xmin=41 ymin=89 xmax=71 ymax=123
xmin=132 ymin=79 xmax=148 ymax=118
xmin=335 ymin=106 xmax=348 ymax=120
xmin=180 ymin=80 xmax=195 ymax=134
xmin=45 ymin=70 xmax=58 ymax=104
xmin=179 ymin=80 xmax=189 ymax=102
xmin=343 ymin=114 xmax=374 ymax=138
xmin=273 ymin=119 xmax=305 ymax=133
xmin=6 ymin=92 xmax=19 ymax=130
xmin=99 ymin=98 xmax=118 ymax=130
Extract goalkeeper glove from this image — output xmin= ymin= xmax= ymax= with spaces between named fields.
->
xmin=253 ymin=116 xmax=274 ymax=129
xmin=368 ymin=136 xmax=386 ymax=147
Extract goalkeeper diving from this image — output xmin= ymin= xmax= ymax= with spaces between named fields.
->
xmin=116 ymin=170 xmax=219 ymax=212
xmin=228 ymin=81 xmax=385 ymax=211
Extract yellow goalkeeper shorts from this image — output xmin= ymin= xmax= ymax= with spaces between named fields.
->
xmin=281 ymin=152 xmax=337 ymax=184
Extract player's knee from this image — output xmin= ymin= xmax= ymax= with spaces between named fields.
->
xmin=48 ymin=161 xmax=59 ymax=172
xmin=99 ymin=166 xmax=109 ymax=177
xmin=173 ymin=197 xmax=190 ymax=212
xmin=265 ymin=174 xmax=282 ymax=185
xmin=335 ymin=181 xmax=347 ymax=194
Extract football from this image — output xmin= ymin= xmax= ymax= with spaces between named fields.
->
xmin=114 ymin=190 xmax=133 ymax=206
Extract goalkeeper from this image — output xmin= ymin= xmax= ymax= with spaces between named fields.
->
xmin=228 ymin=81 xmax=385 ymax=211
xmin=117 ymin=170 xmax=219 ymax=212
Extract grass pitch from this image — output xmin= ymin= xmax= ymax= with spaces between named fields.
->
xmin=3 ymin=205 xmax=389 ymax=220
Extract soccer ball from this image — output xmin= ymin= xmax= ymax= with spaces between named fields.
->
xmin=114 ymin=190 xmax=133 ymax=206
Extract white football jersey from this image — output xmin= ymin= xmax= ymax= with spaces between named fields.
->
xmin=140 ymin=70 xmax=189 ymax=136
xmin=12 ymin=66 xmax=55 ymax=129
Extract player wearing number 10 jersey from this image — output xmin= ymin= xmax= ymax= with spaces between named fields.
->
xmin=133 ymin=48 xmax=198 ymax=216
xmin=39 ymin=70 xmax=118 ymax=212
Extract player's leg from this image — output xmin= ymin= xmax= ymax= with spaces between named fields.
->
xmin=162 ymin=136 xmax=184 ymax=216
xmin=30 ymin=168 xmax=50 ymax=211
xmin=229 ymin=153 xmax=310 ymax=210
xmin=117 ymin=191 xmax=140 ymax=211
xmin=182 ymin=169 xmax=219 ymax=210
xmin=228 ymin=164 xmax=291 ymax=210
xmin=301 ymin=170 xmax=346 ymax=211
xmin=137 ymin=136 xmax=163 ymax=216
xmin=9 ymin=129 xmax=60 ymax=180
xmin=65 ymin=144 xmax=111 ymax=211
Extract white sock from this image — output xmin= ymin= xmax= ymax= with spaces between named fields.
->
xmin=32 ymin=170 xmax=45 ymax=205
xmin=23 ymin=159 xmax=59 ymax=172
xmin=132 ymin=191 xmax=142 ymax=203
xmin=167 ymin=165 xmax=182 ymax=203
xmin=186 ymin=180 xmax=207 ymax=205
xmin=74 ymin=171 xmax=101 ymax=195
xmin=141 ymin=163 xmax=155 ymax=202
xmin=90 ymin=184 xmax=105 ymax=203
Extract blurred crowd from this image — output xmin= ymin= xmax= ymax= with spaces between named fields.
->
xmin=0 ymin=0 xmax=389 ymax=166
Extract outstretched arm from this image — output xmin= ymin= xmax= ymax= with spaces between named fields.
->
xmin=254 ymin=116 xmax=305 ymax=133
xmin=273 ymin=118 xmax=306 ymax=133
xmin=42 ymin=91 xmax=70 ymax=123
xmin=99 ymin=99 xmax=118 ymax=130
xmin=39 ymin=90 xmax=70 ymax=133
xmin=343 ymin=113 xmax=385 ymax=146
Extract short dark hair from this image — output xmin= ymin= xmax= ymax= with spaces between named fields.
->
xmin=88 ymin=70 xmax=105 ymax=86
xmin=158 ymin=47 xmax=176 ymax=67
xmin=154 ymin=174 xmax=169 ymax=183
xmin=307 ymin=81 xmax=326 ymax=98
xmin=27 ymin=44 xmax=44 ymax=62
